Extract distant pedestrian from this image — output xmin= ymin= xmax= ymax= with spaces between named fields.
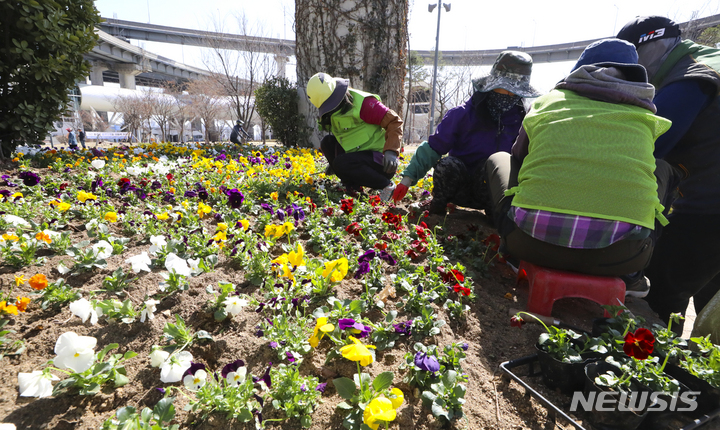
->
xmin=230 ymin=120 xmax=251 ymax=144
xmin=66 ymin=128 xmax=78 ymax=150
xmin=78 ymin=129 xmax=86 ymax=149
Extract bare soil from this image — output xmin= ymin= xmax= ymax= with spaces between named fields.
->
xmin=0 ymin=159 xmax=667 ymax=430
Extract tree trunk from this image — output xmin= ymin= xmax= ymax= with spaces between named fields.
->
xmin=295 ymin=0 xmax=409 ymax=147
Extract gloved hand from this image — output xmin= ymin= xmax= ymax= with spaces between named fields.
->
xmin=392 ymin=176 xmax=413 ymax=202
xmin=383 ymin=150 xmax=399 ymax=174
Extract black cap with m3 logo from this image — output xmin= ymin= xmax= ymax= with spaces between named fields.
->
xmin=617 ymin=16 xmax=681 ymax=47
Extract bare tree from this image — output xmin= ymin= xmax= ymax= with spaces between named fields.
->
xmin=113 ymin=93 xmax=145 ymax=142
xmin=296 ymin=0 xmax=409 ymax=146
xmin=186 ymin=77 xmax=225 ymax=143
xmin=202 ymin=12 xmax=275 ymax=128
xmin=80 ymin=108 xmax=108 ymax=132
xmin=145 ymin=85 xmax=176 ymax=142
xmin=164 ymin=82 xmax=195 ymax=143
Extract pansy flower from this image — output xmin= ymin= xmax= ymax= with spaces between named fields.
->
xmin=308 ymin=317 xmax=334 ymax=347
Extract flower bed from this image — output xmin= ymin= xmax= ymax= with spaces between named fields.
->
xmin=0 ymin=141 xmax=626 ymax=429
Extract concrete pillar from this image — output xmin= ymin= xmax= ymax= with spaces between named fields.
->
xmin=275 ymin=55 xmax=289 ymax=78
xmin=89 ymin=61 xmax=109 ymax=86
xmin=113 ymin=63 xmax=144 ymax=90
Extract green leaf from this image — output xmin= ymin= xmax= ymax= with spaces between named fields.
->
xmin=372 ymin=371 xmax=394 ymax=392
xmin=336 ymin=401 xmax=353 ymax=410
xmin=114 ymin=372 xmax=129 ymax=387
xmin=116 ymin=406 xmax=137 ymax=423
xmin=154 ymin=397 xmax=176 ymax=423
xmin=333 ymin=377 xmax=357 ymax=401
xmin=441 ymin=370 xmax=458 ymax=387
xmin=214 ymin=309 xmax=228 ymax=322
xmin=195 ymin=330 xmax=213 ymax=340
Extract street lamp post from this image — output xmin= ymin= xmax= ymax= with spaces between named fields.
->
xmin=428 ymin=2 xmax=451 ymax=136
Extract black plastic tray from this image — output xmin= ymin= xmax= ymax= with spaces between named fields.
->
xmin=499 ymin=354 xmax=720 ymax=430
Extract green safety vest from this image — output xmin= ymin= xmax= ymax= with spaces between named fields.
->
xmin=507 ymin=89 xmax=671 ymax=228
xmin=330 ymin=89 xmax=386 ymax=153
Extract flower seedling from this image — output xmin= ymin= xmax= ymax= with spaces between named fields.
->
xmin=101 ymin=397 xmax=180 ymax=430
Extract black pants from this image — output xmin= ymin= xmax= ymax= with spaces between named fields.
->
xmin=484 ymin=152 xmax=680 ymax=276
xmin=320 ymin=135 xmax=393 ymax=190
xmin=644 ymin=212 xmax=720 ymax=326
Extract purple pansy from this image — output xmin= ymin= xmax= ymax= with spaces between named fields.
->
xmin=414 ymin=352 xmax=440 ymax=372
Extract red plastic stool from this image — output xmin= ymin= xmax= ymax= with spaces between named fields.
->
xmin=517 ymin=261 xmax=626 ymax=318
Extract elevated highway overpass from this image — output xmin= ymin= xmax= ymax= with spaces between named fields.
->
xmin=98 ymin=13 xmax=720 ymax=67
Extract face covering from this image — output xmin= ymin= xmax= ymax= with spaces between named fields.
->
xmin=486 ymin=91 xmax=522 ymax=121
xmin=636 ymin=37 xmax=681 ymax=81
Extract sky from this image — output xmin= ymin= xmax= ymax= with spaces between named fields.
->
xmin=94 ymin=0 xmax=719 ymax=92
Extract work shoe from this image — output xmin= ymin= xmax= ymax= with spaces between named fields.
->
xmin=379 ymin=183 xmax=395 ymax=202
xmin=324 ymin=165 xmax=335 ymax=177
xmin=622 ymin=272 xmax=651 ymax=298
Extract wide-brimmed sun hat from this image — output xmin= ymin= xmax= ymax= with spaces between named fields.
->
xmin=472 ymin=51 xmax=541 ymax=98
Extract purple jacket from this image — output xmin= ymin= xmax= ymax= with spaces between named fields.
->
xmin=429 ymin=92 xmax=527 ymax=173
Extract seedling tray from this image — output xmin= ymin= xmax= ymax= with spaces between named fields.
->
xmin=499 ymin=354 xmax=720 ymax=430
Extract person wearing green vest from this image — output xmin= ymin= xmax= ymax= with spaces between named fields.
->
xmin=617 ymin=16 xmax=720 ymax=332
xmin=306 ymin=73 xmax=403 ymax=201
xmin=484 ymin=38 xmax=681 ymax=295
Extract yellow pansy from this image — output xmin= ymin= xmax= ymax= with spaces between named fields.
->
xmin=2 ymin=233 xmax=19 ymax=242
xmin=0 ymin=301 xmax=18 ymax=316
xmin=197 ymin=202 xmax=212 ymax=217
xmin=270 ymin=192 xmax=279 ymax=201
xmin=57 ymin=202 xmax=71 ymax=212
xmin=11 ymin=192 xmax=23 ymax=200
xmin=217 ymin=223 xmax=228 ymax=231
xmin=280 ymin=222 xmax=295 ymax=236
xmin=323 ymin=258 xmax=349 ymax=283
xmin=77 ymin=190 xmax=97 ymax=203
xmin=363 ymin=397 xmax=397 ymax=430
xmin=389 ymin=388 xmax=405 ymax=409
xmin=156 ymin=212 xmax=170 ymax=221
xmin=238 ymin=219 xmax=250 ymax=231
xmin=340 ymin=336 xmax=376 ymax=366
xmin=264 ymin=224 xmax=280 ymax=238
xmin=308 ymin=317 xmax=335 ymax=348
xmin=213 ymin=231 xmax=227 ymax=242
xmin=104 ymin=212 xmax=118 ymax=223
xmin=287 ymin=243 xmax=304 ymax=267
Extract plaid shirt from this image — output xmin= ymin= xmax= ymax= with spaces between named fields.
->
xmin=511 ymin=207 xmax=650 ymax=249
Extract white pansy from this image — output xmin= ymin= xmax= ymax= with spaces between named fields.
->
xmin=150 ymin=349 xmax=170 ymax=367
xmin=187 ymin=258 xmax=201 ymax=274
xmin=159 ymin=351 xmax=193 ymax=383
xmin=148 ymin=235 xmax=167 ymax=255
xmin=159 ymin=155 xmax=169 ymax=163
xmin=226 ymin=367 xmax=247 ymax=387
xmin=223 ymin=296 xmax=248 ymax=316
xmin=91 ymin=159 xmax=106 ymax=169
xmin=140 ymin=299 xmax=160 ymax=323
xmin=53 ymin=332 xmax=97 ymax=373
xmin=91 ymin=240 xmax=113 ymax=260
xmin=126 ymin=252 xmax=152 ymax=273
xmin=4 ymin=215 xmax=30 ymax=228
xmin=69 ymin=298 xmax=99 ymax=325
xmin=57 ymin=261 xmax=72 ymax=274
xmin=183 ymin=369 xmax=207 ymax=392
xmin=126 ymin=166 xmax=146 ymax=176
xmin=165 ymin=253 xmax=191 ymax=277
xmin=133 ymin=148 xmax=144 ymax=155
xmin=18 ymin=370 xmax=59 ymax=398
